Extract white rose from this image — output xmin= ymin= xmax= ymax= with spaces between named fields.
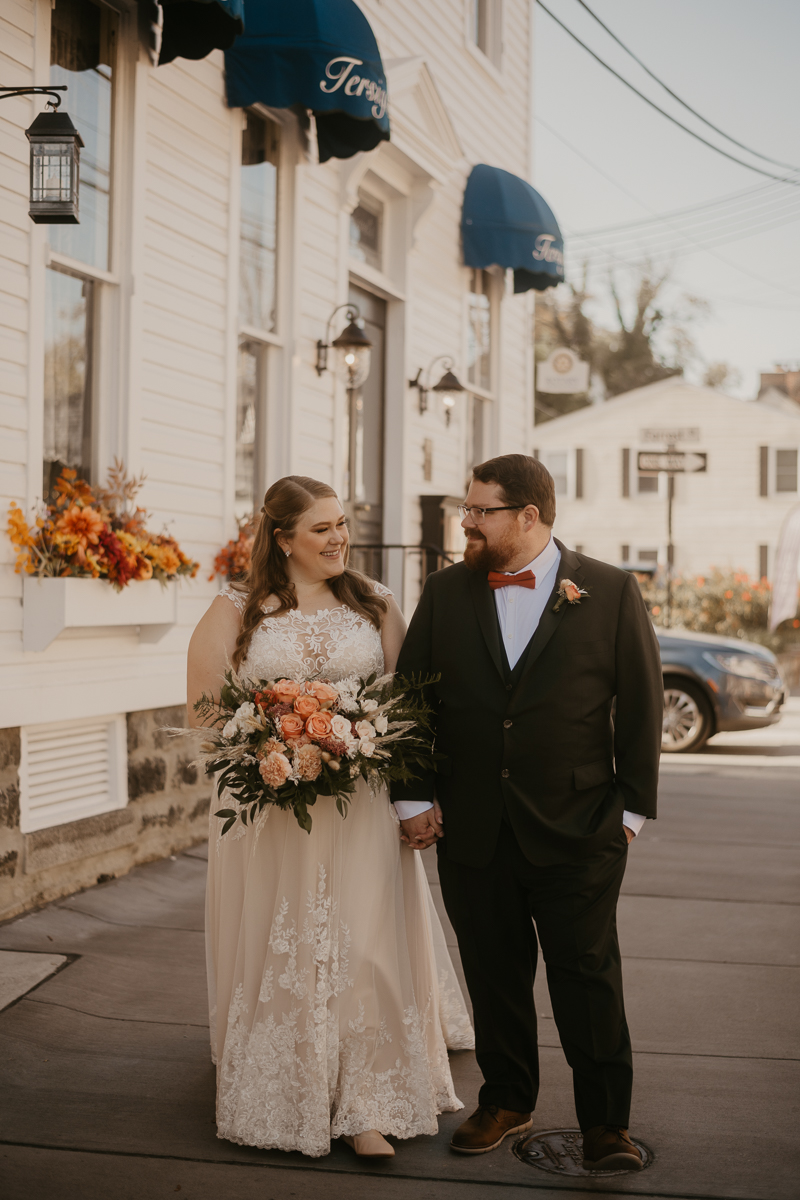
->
xmin=374 ymin=714 xmax=388 ymax=735
xmin=331 ymin=714 xmax=353 ymax=741
xmin=222 ymin=719 xmax=238 ymax=739
xmin=235 ymin=702 xmax=255 ymax=721
xmin=360 ymin=697 xmax=378 ymax=713
xmin=355 ymin=720 xmax=376 ymax=740
xmin=359 ymin=739 xmax=375 ymax=757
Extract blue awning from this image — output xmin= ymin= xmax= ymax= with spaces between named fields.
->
xmin=158 ymin=1 xmax=245 ymax=67
xmin=461 ymin=164 xmax=564 ymax=293
xmin=224 ymin=0 xmax=390 ymax=163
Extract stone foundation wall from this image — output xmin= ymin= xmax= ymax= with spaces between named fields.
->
xmin=0 ymin=706 xmax=211 ymax=922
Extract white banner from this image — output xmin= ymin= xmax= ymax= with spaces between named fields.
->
xmin=770 ymin=503 xmax=800 ymax=630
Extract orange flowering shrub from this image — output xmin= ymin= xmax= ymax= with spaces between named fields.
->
xmin=639 ymin=569 xmax=799 ymax=652
xmin=209 ymin=517 xmax=255 ymax=582
xmin=6 ymin=462 xmax=199 ymax=590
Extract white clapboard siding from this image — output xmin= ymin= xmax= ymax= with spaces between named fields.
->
xmin=19 ymin=715 xmax=128 ymax=834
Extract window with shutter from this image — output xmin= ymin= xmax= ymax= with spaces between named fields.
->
xmin=775 ymin=449 xmax=798 ymax=493
xmin=759 ymin=446 xmax=769 ymax=496
xmin=19 ymin=714 xmax=128 ymax=834
xmin=622 ymin=448 xmax=630 ymax=498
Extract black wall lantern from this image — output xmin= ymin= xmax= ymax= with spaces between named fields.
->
xmin=316 ymin=304 xmax=372 ymax=388
xmin=0 ymin=86 xmax=83 ymax=224
xmin=409 ymin=356 xmax=466 ymax=425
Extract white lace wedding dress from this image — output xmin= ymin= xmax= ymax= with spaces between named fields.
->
xmin=205 ymin=584 xmax=474 ymax=1157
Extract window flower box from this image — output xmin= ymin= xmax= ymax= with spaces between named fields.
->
xmin=23 ymin=576 xmax=178 ymax=652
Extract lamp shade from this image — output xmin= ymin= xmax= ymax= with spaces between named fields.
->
xmin=332 ymin=317 xmax=372 ymax=388
xmin=26 ymin=109 xmax=83 ymax=224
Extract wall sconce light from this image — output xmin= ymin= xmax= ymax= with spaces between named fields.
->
xmin=316 ymin=303 xmax=372 ymax=388
xmin=0 ymin=86 xmax=84 ymax=224
xmin=409 ymin=356 xmax=466 ymax=425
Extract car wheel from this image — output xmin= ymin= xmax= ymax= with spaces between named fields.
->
xmin=662 ymin=677 xmax=714 ymax=753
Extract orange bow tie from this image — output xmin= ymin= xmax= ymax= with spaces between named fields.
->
xmin=487 ymin=570 xmax=537 ymax=591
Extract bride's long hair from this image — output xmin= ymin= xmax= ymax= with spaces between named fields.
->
xmin=231 ymin=476 xmax=389 ymax=670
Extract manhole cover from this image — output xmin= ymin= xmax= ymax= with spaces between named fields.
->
xmin=514 ymin=1128 xmax=653 ymax=1177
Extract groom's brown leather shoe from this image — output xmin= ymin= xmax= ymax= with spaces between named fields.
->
xmin=582 ymin=1125 xmax=643 ymax=1171
xmin=450 ymin=1105 xmax=532 ymax=1154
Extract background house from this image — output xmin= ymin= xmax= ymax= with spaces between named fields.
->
xmin=533 ymin=379 xmax=800 ymax=579
xmin=0 ymin=0 xmax=552 ymax=916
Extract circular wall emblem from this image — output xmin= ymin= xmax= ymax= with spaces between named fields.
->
xmin=514 ymin=1129 xmax=653 ymax=1177
xmin=552 ymin=351 xmax=574 ymax=374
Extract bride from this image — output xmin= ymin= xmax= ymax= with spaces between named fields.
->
xmin=188 ymin=476 xmax=473 ymax=1159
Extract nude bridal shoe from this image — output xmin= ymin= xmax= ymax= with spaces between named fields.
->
xmin=342 ymin=1130 xmax=395 ymax=1158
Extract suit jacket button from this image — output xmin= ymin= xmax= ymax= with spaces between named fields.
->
xmin=501 ymin=769 xmax=510 ymax=779
xmin=503 ymin=719 xmax=512 ymax=728
xmin=506 ymin=684 xmax=513 ymax=691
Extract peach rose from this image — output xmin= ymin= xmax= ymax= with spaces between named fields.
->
xmin=305 ymin=710 xmax=333 ymax=740
xmin=560 ymin=579 xmax=582 ymax=603
xmin=305 ymin=680 xmax=339 ymax=706
xmin=272 ymin=679 xmax=303 ymax=704
xmin=295 ymin=743 xmax=322 ymax=781
xmin=259 ymin=751 xmax=292 ymax=789
xmin=294 ymin=693 xmax=320 ymax=718
xmin=279 ymin=712 xmax=305 ymax=741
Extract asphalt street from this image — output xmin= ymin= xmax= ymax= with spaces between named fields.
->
xmin=0 ymin=701 xmax=798 ymax=1200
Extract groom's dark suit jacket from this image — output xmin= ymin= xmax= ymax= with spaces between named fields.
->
xmin=392 ymin=541 xmax=663 ymax=867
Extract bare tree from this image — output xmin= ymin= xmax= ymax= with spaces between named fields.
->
xmin=535 ymin=262 xmax=708 ymax=422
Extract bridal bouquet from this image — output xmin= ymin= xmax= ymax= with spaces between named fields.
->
xmin=191 ymin=670 xmax=438 ymax=834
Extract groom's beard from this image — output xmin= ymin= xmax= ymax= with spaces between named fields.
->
xmin=463 ymin=528 xmax=522 ymax=573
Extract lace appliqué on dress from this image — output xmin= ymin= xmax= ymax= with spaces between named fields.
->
xmin=219 ymin=584 xmax=388 ymax=684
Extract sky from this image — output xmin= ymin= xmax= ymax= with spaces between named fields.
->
xmin=532 ymin=0 xmax=800 ymax=398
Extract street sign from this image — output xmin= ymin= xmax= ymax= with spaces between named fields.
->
xmin=640 ymin=427 xmax=700 ymax=444
xmin=637 ymin=451 xmax=707 ymax=473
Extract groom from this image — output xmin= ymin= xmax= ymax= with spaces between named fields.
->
xmin=392 ymin=454 xmax=662 ymax=1172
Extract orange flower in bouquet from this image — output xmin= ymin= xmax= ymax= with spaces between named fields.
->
xmin=5 ymin=461 xmax=199 ymax=591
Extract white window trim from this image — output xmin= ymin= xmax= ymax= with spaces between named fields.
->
xmin=540 ymin=448 xmax=574 ymax=500
xmin=19 ymin=713 xmax=128 ymax=834
xmin=464 ymin=0 xmax=505 ymax=81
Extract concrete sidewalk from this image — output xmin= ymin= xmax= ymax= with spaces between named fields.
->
xmin=1 ymin=711 xmax=798 ymax=1200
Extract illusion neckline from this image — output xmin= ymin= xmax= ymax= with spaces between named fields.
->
xmin=262 ymin=603 xmax=355 ymax=620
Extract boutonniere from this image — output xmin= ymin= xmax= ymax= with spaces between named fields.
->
xmin=552 ymin=578 xmax=589 ymax=612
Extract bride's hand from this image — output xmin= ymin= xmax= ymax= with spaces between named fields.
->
xmin=399 ymin=803 xmax=443 ymax=850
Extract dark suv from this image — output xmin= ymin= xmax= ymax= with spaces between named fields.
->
xmin=656 ymin=628 xmax=786 ymax=752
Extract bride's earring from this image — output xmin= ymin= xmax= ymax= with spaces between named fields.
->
xmin=284 ymin=548 xmax=291 ymax=557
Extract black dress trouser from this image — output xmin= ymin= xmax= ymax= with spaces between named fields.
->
xmin=437 ymin=820 xmax=633 ymax=1131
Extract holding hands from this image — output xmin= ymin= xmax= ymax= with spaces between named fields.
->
xmin=400 ymin=800 xmax=444 ymax=850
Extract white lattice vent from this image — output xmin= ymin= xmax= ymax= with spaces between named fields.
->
xmin=19 ymin=715 xmax=128 ymax=834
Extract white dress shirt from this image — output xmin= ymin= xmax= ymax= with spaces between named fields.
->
xmin=394 ymin=535 xmax=646 ymax=837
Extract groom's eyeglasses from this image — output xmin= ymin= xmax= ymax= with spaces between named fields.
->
xmin=457 ymin=505 xmax=525 ymax=525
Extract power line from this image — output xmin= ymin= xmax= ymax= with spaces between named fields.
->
xmin=572 ymin=182 xmax=790 ymax=237
xmin=536 ymin=117 xmax=800 ymax=263
xmin=534 ymin=118 xmax=800 ymax=300
xmin=535 ymin=0 xmax=800 ymax=187
xmin=573 ymin=197 xmax=800 ymax=256
xmin=571 ymin=0 xmax=800 ymax=174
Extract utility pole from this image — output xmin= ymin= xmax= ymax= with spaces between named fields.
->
xmin=665 ymin=467 xmax=675 ymax=628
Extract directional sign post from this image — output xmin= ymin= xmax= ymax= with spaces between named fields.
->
xmin=637 ymin=451 xmax=707 ymax=474
xmin=637 ymin=448 xmax=707 ymax=627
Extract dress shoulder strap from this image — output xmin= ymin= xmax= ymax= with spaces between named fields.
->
xmin=219 ymin=583 xmax=248 ymax=613
xmin=372 ymin=581 xmax=393 ymax=599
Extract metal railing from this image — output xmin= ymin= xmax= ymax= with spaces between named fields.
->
xmin=350 ymin=543 xmax=457 ymax=606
